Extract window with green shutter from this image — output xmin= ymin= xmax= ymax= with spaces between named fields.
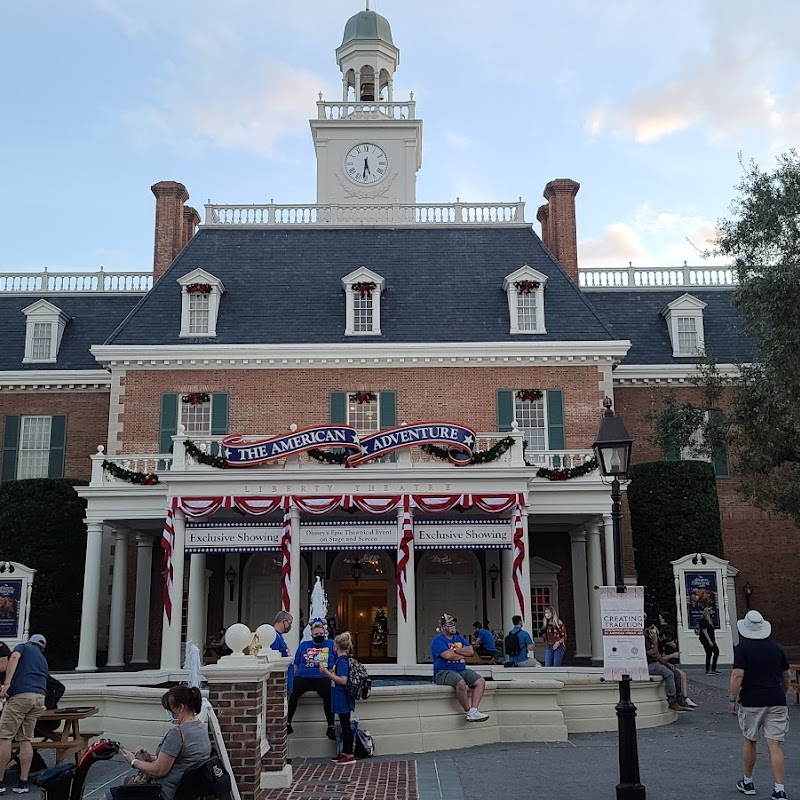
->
xmin=47 ymin=415 xmax=66 ymax=478
xmin=159 ymin=393 xmax=178 ymax=453
xmin=1 ymin=415 xmax=20 ymax=483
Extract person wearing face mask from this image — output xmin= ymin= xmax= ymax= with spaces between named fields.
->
xmin=111 ymin=685 xmax=211 ymax=800
xmin=431 ymin=614 xmax=489 ymax=723
xmin=271 ymin=611 xmax=294 ymax=694
xmin=538 ymin=606 xmax=568 ymax=667
xmin=287 ymin=620 xmax=336 ymax=740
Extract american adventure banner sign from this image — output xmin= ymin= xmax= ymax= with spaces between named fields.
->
xmin=222 ymin=422 xmax=476 ymax=468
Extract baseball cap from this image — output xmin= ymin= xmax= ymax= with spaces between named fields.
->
xmin=28 ymin=634 xmax=46 ymax=649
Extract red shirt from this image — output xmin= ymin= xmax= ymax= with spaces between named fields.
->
xmin=540 ymin=622 xmax=567 ymax=646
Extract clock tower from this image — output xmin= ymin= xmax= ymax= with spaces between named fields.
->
xmin=311 ymin=7 xmax=423 ymax=206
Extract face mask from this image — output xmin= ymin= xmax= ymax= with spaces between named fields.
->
xmin=312 ymin=635 xmax=325 ymax=644
xmin=445 ymin=625 xmax=457 ymax=636
xmin=164 ymin=710 xmax=178 ymax=724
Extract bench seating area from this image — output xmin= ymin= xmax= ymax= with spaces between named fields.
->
xmin=16 ymin=729 xmax=105 ymax=764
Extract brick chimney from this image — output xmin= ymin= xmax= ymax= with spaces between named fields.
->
xmin=541 ymin=178 xmax=581 ymax=283
xmin=151 ymin=181 xmax=189 ymax=281
xmin=182 ymin=206 xmax=201 ymax=247
xmin=536 ymin=203 xmax=552 ymax=252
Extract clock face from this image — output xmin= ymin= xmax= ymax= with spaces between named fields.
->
xmin=344 ymin=143 xmax=388 ymax=185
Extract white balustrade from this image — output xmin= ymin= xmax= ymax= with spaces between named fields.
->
xmin=579 ymin=265 xmax=736 ymax=288
xmin=90 ymin=447 xmax=172 ymax=486
xmin=317 ymin=100 xmax=416 ymax=120
xmin=524 ymin=449 xmax=596 ymax=471
xmin=203 ymin=201 xmax=526 ymax=227
xmin=0 ymin=269 xmax=152 ymax=293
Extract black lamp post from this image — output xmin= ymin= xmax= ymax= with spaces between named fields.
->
xmin=592 ymin=397 xmax=644 ymax=800
xmin=351 ymin=556 xmax=363 ymax=585
xmin=225 ymin=566 xmax=236 ymax=602
xmin=743 ymin=581 xmax=753 ymax=609
xmin=488 ymin=563 xmax=500 ymax=599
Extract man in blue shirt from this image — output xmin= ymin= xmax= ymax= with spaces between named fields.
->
xmin=0 ymin=634 xmax=49 ymax=793
xmin=471 ymin=621 xmax=496 ymax=657
xmin=270 ymin=611 xmax=294 ymax=694
xmin=431 ymin=614 xmax=488 ymax=723
xmin=505 ymin=615 xmax=535 ymax=667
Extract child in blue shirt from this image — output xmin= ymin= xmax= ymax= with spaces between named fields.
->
xmin=320 ymin=632 xmax=356 ymax=765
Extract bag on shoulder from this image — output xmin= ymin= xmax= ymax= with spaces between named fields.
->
xmin=346 ymin=657 xmax=372 ymax=701
xmin=354 ymin=727 xmax=375 ymax=759
xmin=195 ymin=757 xmax=232 ymax=798
xmin=504 ymin=631 xmax=523 ymax=657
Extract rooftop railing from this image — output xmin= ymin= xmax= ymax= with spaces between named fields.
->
xmin=579 ymin=264 xmax=736 ymax=288
xmin=0 ymin=269 xmax=152 ymax=294
xmin=316 ymin=100 xmax=416 ymax=120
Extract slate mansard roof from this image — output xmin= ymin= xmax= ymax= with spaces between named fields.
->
xmin=586 ymin=289 xmax=753 ymax=365
xmin=0 ymin=294 xmax=141 ymax=371
xmin=106 ymin=227 xmax=618 ymax=346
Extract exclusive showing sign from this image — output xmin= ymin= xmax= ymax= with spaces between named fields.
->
xmin=414 ymin=522 xmax=512 ymax=549
xmin=186 ymin=525 xmax=281 ymax=552
xmin=221 ymin=421 xmax=476 ymax=468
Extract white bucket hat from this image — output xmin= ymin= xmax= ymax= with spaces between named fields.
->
xmin=737 ymin=610 xmax=771 ymax=640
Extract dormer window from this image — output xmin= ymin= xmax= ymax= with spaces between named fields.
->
xmin=22 ymin=300 xmax=70 ymax=364
xmin=661 ymin=294 xmax=707 ymax=357
xmin=342 ymin=267 xmax=385 ymax=336
xmin=504 ymin=265 xmax=548 ymax=334
xmin=178 ymin=269 xmax=225 ymax=338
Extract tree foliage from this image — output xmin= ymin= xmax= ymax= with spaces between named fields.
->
xmin=628 ymin=461 xmax=724 ymax=619
xmin=0 ymin=479 xmax=88 ymax=670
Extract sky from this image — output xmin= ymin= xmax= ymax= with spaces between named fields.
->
xmin=1 ymin=0 xmax=799 ymax=274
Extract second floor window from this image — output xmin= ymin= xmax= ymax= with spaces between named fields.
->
xmin=181 ymin=397 xmax=212 ymax=435
xmin=188 ymin=293 xmax=210 ymax=335
xmin=516 ymin=292 xmax=538 ymax=332
xmin=676 ymin=316 xmax=698 ymax=354
xmin=31 ymin=323 xmax=53 ymax=360
xmin=353 ymin=293 xmax=374 ymax=333
xmin=17 ymin=416 xmax=52 ymax=479
xmin=348 ymin=393 xmax=380 ymax=434
xmin=515 ymin=393 xmax=546 ymax=451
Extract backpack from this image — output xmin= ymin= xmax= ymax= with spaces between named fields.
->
xmin=504 ymin=630 xmax=523 ymax=657
xmin=346 ymin=657 xmax=372 ymax=701
xmin=176 ymin=756 xmax=232 ymax=800
xmin=355 ymin=727 xmax=375 ymax=759
xmin=45 ymin=675 xmax=65 ymax=711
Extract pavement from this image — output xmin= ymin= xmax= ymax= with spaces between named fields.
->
xmin=11 ymin=667 xmax=799 ymax=800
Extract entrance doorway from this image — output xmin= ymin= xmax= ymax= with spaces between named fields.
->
xmin=337 ymin=580 xmax=390 ymax=661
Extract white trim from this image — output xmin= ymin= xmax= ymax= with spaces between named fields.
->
xmin=21 ymin=299 xmax=70 ymax=364
xmin=91 ymin=340 xmax=631 ymax=369
xmin=660 ymin=293 xmax=707 ymax=358
xmin=342 ymin=267 xmax=385 ymax=336
xmin=0 ymin=369 xmax=112 ymax=391
xmin=612 ymin=363 xmax=742 ymax=385
xmin=177 ymin=269 xmax=225 ymax=339
xmin=504 ymin=266 xmax=548 ymax=335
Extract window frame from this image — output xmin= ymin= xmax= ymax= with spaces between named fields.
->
xmin=16 ymin=415 xmax=53 ymax=479
xmin=661 ymin=294 xmax=707 ymax=358
xmin=342 ymin=267 xmax=385 ymax=337
xmin=177 ymin=269 xmax=225 ymax=339
xmin=514 ymin=392 xmax=549 ymax=451
xmin=529 ymin=556 xmax=562 ymax=639
xmin=22 ymin=300 xmax=69 ymax=364
xmin=503 ymin=266 xmax=548 ymax=335
xmin=346 ymin=392 xmax=381 ymax=435
xmin=180 ymin=396 xmax=214 ymax=436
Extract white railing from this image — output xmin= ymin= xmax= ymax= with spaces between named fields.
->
xmin=317 ymin=100 xmax=416 ymax=120
xmin=0 ymin=269 xmax=152 ymax=293
xmin=203 ymin=200 xmax=527 ymax=227
xmin=91 ymin=447 xmax=173 ymax=486
xmin=579 ymin=265 xmax=736 ymax=288
xmin=524 ymin=450 xmax=596 ymax=471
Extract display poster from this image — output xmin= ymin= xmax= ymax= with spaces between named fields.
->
xmin=599 ymin=586 xmax=649 ymax=681
xmin=0 ymin=580 xmax=23 ymax=639
xmin=185 ymin=525 xmax=281 ymax=552
xmin=684 ymin=571 xmax=719 ymax=629
xmin=414 ymin=522 xmax=512 ymax=548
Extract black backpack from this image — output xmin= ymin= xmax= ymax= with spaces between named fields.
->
xmin=175 ymin=757 xmax=232 ymax=800
xmin=346 ymin=657 xmax=373 ymax=701
xmin=504 ymin=631 xmax=523 ymax=657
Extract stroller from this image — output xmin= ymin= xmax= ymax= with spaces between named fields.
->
xmin=34 ymin=739 xmax=120 ymax=800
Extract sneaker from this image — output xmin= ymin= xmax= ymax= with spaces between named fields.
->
xmin=0 ymin=787 xmax=7 ymax=795
xmin=771 ymin=790 xmax=787 ymax=800
xmin=684 ymin=698 xmax=698 ymax=708
xmin=12 ymin=782 xmax=28 ymax=794
xmin=711 ymin=670 xmax=721 ymax=675
xmin=465 ymin=708 xmax=489 ymax=722
xmin=334 ymin=754 xmax=356 ymax=765
xmin=737 ymin=778 xmax=756 ymax=795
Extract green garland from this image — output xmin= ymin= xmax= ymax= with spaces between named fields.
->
xmin=307 ymin=449 xmax=348 ymax=465
xmin=102 ymin=459 xmax=160 ymax=485
xmin=421 ymin=436 xmax=516 ymax=465
xmin=535 ymin=458 xmax=598 ymax=481
xmin=184 ymin=439 xmax=229 ymax=468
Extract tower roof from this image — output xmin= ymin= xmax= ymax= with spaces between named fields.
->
xmin=341 ymin=10 xmax=394 ymax=46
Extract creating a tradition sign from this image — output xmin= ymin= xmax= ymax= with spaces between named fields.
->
xmin=414 ymin=521 xmax=512 ymax=549
xmin=185 ymin=524 xmax=281 ymax=552
xmin=300 ymin=522 xmax=398 ymax=550
xmin=599 ymin=586 xmax=649 ymax=681
xmin=221 ymin=422 xmax=476 ymax=467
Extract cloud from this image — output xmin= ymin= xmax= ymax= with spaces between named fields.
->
xmin=580 ymin=223 xmax=649 ymax=268
xmin=446 ymin=132 xmax=470 ymax=150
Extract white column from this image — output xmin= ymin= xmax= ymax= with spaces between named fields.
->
xmin=106 ymin=528 xmax=129 ymax=668
xmin=501 ymin=549 xmax=520 ymax=621
xmin=603 ymin=515 xmax=615 ymax=587
xmin=569 ymin=528 xmax=592 ymax=659
xmin=520 ymin=511 xmax=533 ymax=627
xmin=77 ymin=522 xmax=104 ymax=671
xmin=222 ymin=553 xmax=239 ymax=629
xmin=131 ymin=534 xmax=154 ymax=666
xmin=160 ymin=509 xmax=186 ymax=670
xmin=586 ymin=521 xmax=605 ymax=665
xmin=395 ymin=507 xmax=417 ymax=666
xmin=355 ymin=71 xmax=361 ymax=101
xmin=187 ymin=553 xmax=207 ymax=649
xmin=286 ymin=505 xmax=302 ymax=652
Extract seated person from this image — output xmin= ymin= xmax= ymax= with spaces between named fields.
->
xmin=645 ymin=624 xmax=689 ymax=713
xmin=657 ymin=616 xmax=697 ymax=708
xmin=471 ymin=622 xmax=498 ymax=660
xmin=109 ymin=685 xmax=211 ymax=800
xmin=432 ymin=614 xmax=489 ymax=723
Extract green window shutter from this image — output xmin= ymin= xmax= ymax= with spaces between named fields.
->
xmin=497 ymin=390 xmax=514 ymax=432
xmin=379 ymin=391 xmax=397 ymax=429
xmin=47 ymin=415 xmax=66 ymax=478
xmin=710 ymin=409 xmax=729 ymax=478
xmin=664 ymin=441 xmax=681 ymax=461
xmin=2 ymin=415 xmax=20 ymax=483
xmin=211 ymin=393 xmax=229 ymax=435
xmin=330 ymin=391 xmax=347 ymax=424
xmin=546 ymin=390 xmax=565 ymax=449
xmin=159 ymin=393 xmax=179 ymax=453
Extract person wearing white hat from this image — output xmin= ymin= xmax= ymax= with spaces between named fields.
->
xmin=730 ymin=610 xmax=791 ymax=800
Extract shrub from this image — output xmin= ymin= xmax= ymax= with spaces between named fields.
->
xmin=628 ymin=461 xmax=724 ymax=620
xmin=0 ymin=479 xmax=88 ymax=670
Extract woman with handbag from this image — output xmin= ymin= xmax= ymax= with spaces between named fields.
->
xmin=108 ymin=685 xmax=211 ymax=800
xmin=538 ymin=606 xmax=568 ymax=667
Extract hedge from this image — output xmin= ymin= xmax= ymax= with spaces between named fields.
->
xmin=0 ymin=479 xmax=88 ymax=670
xmin=628 ymin=461 xmax=724 ymax=622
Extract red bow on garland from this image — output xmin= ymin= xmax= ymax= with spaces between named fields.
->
xmin=514 ymin=280 xmax=540 ymax=294
xmin=516 ymin=389 xmax=543 ymax=403
xmin=187 ymin=283 xmax=212 ymax=295
xmin=182 ymin=392 xmax=210 ymax=406
xmin=350 ymin=391 xmax=377 ymax=404
xmin=352 ymin=282 xmax=376 ymax=298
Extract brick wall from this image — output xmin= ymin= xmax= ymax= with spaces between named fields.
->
xmin=616 ymin=385 xmax=800 ymax=644
xmin=0 ymin=391 xmax=109 ymax=481
xmin=116 ymin=365 xmax=607 ymax=453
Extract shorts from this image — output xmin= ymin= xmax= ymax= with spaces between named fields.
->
xmin=738 ymin=705 xmax=789 ymax=742
xmin=0 ymin=693 xmax=46 ymax=741
xmin=434 ymin=669 xmax=482 ymax=688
